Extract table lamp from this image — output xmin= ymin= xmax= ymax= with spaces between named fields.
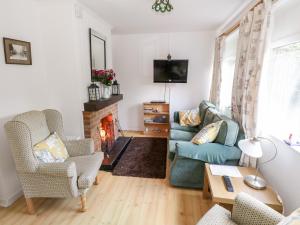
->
xmin=238 ymin=137 xmax=278 ymax=190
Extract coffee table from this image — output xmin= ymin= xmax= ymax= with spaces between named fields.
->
xmin=203 ymin=163 xmax=283 ymax=212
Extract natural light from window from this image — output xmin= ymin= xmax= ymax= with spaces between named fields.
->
xmin=258 ymin=41 xmax=300 ymax=142
xmin=219 ymin=29 xmax=239 ymax=117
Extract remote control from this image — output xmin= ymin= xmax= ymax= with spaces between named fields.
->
xmin=222 ymin=176 xmax=234 ymax=192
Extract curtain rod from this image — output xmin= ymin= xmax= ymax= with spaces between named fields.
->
xmin=219 ymin=0 xmax=278 ymax=37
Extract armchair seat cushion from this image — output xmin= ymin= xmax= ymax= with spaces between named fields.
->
xmin=67 ymin=152 xmax=104 ymax=189
xmin=196 ymin=204 xmax=237 ymax=225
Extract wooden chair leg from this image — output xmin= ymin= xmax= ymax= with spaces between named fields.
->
xmin=94 ymin=174 xmax=100 ymax=185
xmin=79 ymin=194 xmax=87 ymax=212
xmin=25 ymin=198 xmax=35 ymax=214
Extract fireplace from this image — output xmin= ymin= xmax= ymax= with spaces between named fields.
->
xmin=98 ymin=114 xmax=115 ymax=156
xmin=83 ymin=95 xmax=131 ymax=171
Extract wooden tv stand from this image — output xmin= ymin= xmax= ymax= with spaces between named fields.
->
xmin=143 ymin=102 xmax=169 ymax=138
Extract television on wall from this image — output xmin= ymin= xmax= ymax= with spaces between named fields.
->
xmin=153 ymin=60 xmax=188 ymax=83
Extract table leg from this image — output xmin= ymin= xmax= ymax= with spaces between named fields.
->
xmin=203 ymin=169 xmax=211 ymax=199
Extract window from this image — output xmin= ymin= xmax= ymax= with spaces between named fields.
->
xmin=258 ymin=42 xmax=300 ymax=140
xmin=219 ymin=29 xmax=239 ymax=117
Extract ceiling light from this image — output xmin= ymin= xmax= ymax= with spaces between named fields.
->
xmin=152 ymin=0 xmax=173 ymax=13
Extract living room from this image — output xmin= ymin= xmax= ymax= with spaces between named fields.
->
xmin=0 ymin=0 xmax=299 ymax=224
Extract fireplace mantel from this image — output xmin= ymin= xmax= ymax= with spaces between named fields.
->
xmin=84 ymin=94 xmax=123 ymax=112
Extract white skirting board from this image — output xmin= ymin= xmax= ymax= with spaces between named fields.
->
xmin=0 ymin=190 xmax=23 ymax=207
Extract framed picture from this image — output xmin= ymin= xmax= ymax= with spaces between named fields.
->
xmin=3 ymin=38 xmax=32 ymax=65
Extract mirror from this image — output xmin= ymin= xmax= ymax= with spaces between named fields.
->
xmin=89 ymin=28 xmax=106 ymax=80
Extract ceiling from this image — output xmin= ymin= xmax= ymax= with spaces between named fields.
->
xmin=79 ymin=0 xmax=252 ymax=34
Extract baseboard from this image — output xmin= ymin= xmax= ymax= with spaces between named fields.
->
xmin=0 ymin=190 xmax=23 ymax=207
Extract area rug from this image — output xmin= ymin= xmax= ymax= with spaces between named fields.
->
xmin=112 ymin=137 xmax=167 ymax=179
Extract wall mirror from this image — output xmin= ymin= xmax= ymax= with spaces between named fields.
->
xmin=89 ymin=28 xmax=106 ymax=81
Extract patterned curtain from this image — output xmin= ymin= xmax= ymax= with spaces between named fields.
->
xmin=231 ymin=0 xmax=272 ymax=167
xmin=209 ymin=36 xmax=225 ymax=107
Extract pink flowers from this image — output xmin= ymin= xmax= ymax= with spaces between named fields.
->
xmin=92 ymin=69 xmax=116 ymax=86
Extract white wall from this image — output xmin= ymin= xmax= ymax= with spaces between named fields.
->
xmin=0 ymin=0 xmax=51 ymax=207
xmin=112 ymin=32 xmax=215 ymax=131
xmin=0 ymin=0 xmax=112 ymax=206
xmin=260 ymin=138 xmax=300 ymax=215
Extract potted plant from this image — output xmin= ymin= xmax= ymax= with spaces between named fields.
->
xmin=93 ymin=69 xmax=116 ymax=99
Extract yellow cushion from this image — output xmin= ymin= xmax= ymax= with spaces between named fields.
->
xmin=179 ymin=108 xmax=201 ymax=127
xmin=278 ymin=208 xmax=300 ymax=225
xmin=33 ymin=132 xmax=69 ymax=163
xmin=191 ymin=121 xmax=223 ymax=145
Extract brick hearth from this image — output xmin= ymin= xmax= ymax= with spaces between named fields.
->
xmin=83 ymin=103 xmax=119 ymax=151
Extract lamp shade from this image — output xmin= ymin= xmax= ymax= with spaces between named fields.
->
xmin=238 ymin=138 xmax=263 ymax=158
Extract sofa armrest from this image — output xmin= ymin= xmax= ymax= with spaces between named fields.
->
xmin=175 ymin=142 xmax=241 ymax=164
xmin=174 ymin=111 xmax=180 ymax=123
xmin=64 ymin=138 xmax=94 ymax=157
xmin=37 ymin=161 xmax=77 ymax=178
xmin=232 ymin=193 xmax=284 ymax=225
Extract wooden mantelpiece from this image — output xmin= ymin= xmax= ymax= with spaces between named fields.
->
xmin=84 ymin=94 xmax=123 ymax=112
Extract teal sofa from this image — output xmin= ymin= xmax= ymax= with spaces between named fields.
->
xmin=168 ymin=101 xmax=243 ymax=189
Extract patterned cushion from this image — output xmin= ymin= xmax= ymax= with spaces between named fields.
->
xmin=277 ymin=208 xmax=300 ymax=225
xmin=33 ymin=132 xmax=69 ymax=163
xmin=191 ymin=121 xmax=223 ymax=145
xmin=196 ymin=204 xmax=237 ymax=225
xmin=179 ymin=108 xmax=201 ymax=127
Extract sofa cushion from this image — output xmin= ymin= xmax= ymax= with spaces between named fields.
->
xmin=66 ymin=152 xmax=104 ymax=189
xmin=199 ymin=100 xmax=216 ymax=122
xmin=168 ymin=140 xmax=188 ymax=160
xmin=202 ymin=108 xmax=221 ymax=128
xmin=170 ymin=129 xmax=197 ymax=141
xmin=215 ymin=116 xmax=239 ymax=147
xmin=191 ymin=121 xmax=223 ymax=145
xmin=175 ymin=142 xmax=241 ymax=164
xmin=179 ymin=108 xmax=201 ymax=126
xmin=170 ymin=122 xmax=199 ymax=133
xmin=196 ymin=204 xmax=237 ymax=225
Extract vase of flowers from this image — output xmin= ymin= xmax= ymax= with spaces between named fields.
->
xmin=93 ymin=69 xmax=116 ymax=99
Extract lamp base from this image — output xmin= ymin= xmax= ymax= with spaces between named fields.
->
xmin=244 ymin=175 xmax=267 ymax=190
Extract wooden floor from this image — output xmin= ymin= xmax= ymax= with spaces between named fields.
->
xmin=0 ymin=132 xmax=213 ymax=225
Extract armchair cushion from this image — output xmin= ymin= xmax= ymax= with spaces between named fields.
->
xmin=67 ymin=152 xmax=104 ymax=189
xmin=64 ymin=138 xmax=95 ymax=157
xmin=175 ymin=142 xmax=241 ymax=164
xmin=33 ymin=132 xmax=69 ymax=163
xmin=37 ymin=161 xmax=76 ymax=178
xmin=232 ymin=193 xmax=284 ymax=225
xmin=196 ymin=204 xmax=237 ymax=225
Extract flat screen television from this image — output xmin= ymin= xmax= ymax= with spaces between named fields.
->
xmin=154 ymin=60 xmax=188 ymax=83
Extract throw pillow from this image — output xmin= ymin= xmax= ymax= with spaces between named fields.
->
xmin=191 ymin=120 xmax=223 ymax=145
xmin=33 ymin=132 xmax=69 ymax=163
xmin=179 ymin=108 xmax=201 ymax=127
xmin=277 ymin=208 xmax=300 ymax=225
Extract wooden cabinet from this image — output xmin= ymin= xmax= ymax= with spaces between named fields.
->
xmin=143 ymin=102 xmax=170 ymax=138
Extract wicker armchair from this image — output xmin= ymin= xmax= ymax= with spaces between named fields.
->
xmin=5 ymin=109 xmax=104 ymax=213
xmin=197 ymin=192 xmax=284 ymax=225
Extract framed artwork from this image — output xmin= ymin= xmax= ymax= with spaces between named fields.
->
xmin=3 ymin=38 xmax=32 ymax=65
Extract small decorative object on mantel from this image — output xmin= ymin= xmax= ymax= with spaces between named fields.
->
xmin=88 ymin=83 xmax=100 ymax=101
xmin=112 ymin=80 xmax=120 ymax=95
xmin=152 ymin=0 xmax=173 ymax=13
xmin=93 ymin=69 xmax=116 ymax=99
xmin=3 ymin=38 xmax=32 ymax=65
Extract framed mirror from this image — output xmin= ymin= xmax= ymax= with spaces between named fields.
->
xmin=89 ymin=28 xmax=106 ymax=81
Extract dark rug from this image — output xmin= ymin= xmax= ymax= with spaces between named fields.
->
xmin=112 ymin=137 xmax=167 ymax=179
